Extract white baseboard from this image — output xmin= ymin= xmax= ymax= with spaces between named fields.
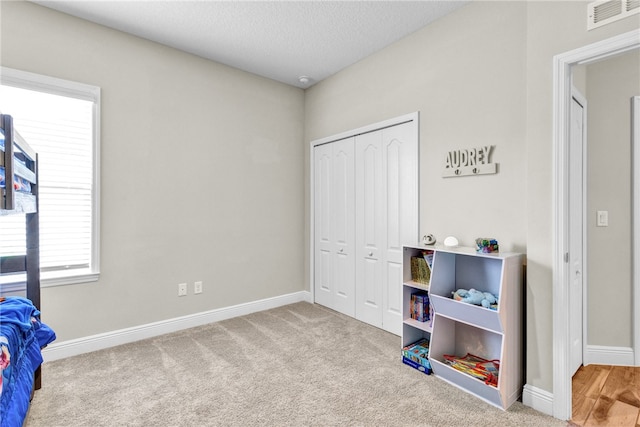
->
xmin=522 ymin=384 xmax=554 ymax=416
xmin=584 ymin=345 xmax=635 ymax=366
xmin=42 ymin=290 xmax=312 ymax=362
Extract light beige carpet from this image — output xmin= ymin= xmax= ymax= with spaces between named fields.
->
xmin=26 ymin=302 xmax=566 ymax=426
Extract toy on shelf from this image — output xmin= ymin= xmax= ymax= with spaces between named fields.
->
xmin=402 ymin=338 xmax=431 ymax=375
xmin=422 ymin=234 xmax=436 ymax=245
xmin=452 ymin=288 xmax=498 ymax=310
xmin=476 ymin=238 xmax=499 ymax=253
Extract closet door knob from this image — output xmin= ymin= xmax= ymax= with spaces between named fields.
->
xmin=339 ymin=248 xmax=344 ymax=253
xmin=369 ymin=252 xmax=373 ymax=257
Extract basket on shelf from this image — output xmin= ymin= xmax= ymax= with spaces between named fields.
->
xmin=410 ymin=256 xmax=430 ymax=284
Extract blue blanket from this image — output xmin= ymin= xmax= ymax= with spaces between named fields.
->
xmin=0 ymin=297 xmax=56 ymax=427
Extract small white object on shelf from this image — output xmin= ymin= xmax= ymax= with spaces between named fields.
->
xmin=443 ymin=236 xmax=459 ymax=247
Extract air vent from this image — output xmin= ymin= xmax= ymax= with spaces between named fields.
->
xmin=588 ymin=0 xmax=640 ymax=30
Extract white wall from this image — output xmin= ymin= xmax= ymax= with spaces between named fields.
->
xmin=586 ymin=50 xmax=640 ymax=347
xmin=0 ymin=1 xmax=306 ymax=341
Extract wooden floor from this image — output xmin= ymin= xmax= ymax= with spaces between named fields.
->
xmin=571 ymin=364 xmax=640 ymax=426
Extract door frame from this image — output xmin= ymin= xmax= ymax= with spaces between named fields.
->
xmin=309 ymin=112 xmax=419 ymax=306
xmin=552 ymin=29 xmax=640 ymax=421
xmin=633 ymin=95 xmax=640 ymax=367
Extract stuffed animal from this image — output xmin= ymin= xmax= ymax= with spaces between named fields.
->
xmin=452 ymin=288 xmax=497 ymax=309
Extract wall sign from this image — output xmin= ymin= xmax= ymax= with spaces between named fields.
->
xmin=442 ymin=145 xmax=498 ymax=178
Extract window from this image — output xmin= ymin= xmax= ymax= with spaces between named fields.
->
xmin=0 ymin=67 xmax=100 ymax=286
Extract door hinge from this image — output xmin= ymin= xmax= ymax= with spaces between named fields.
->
xmin=564 ymin=252 xmax=569 ymax=263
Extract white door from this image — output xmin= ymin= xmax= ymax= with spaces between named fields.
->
xmin=381 ymin=122 xmax=419 ymax=335
xmin=569 ymin=91 xmax=586 ymax=376
xmin=313 ymin=139 xmax=355 ymax=317
xmin=355 ymin=131 xmax=384 ymax=328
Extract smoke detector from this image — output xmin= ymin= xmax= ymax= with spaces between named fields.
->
xmin=298 ymin=76 xmax=313 ymax=86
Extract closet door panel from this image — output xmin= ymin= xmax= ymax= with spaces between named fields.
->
xmin=386 ymin=260 xmax=403 ymax=334
xmin=382 ymin=122 xmax=418 ymax=335
xmin=333 ymin=142 xmax=353 ymax=253
xmin=355 ymin=132 xmax=384 ymax=327
xmin=331 ymin=138 xmax=355 ymax=317
xmin=314 ymin=144 xmax=333 ymax=308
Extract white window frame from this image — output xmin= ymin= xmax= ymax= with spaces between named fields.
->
xmin=1 ymin=67 xmax=101 ymax=287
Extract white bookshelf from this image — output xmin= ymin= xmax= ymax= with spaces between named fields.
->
xmin=401 ymin=246 xmax=434 ymax=348
xmin=401 ymin=244 xmax=523 ymax=410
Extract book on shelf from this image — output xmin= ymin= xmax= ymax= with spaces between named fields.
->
xmin=410 ymin=291 xmax=430 ymax=322
xmin=422 ymin=250 xmax=434 ymax=270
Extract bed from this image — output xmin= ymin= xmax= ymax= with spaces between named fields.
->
xmin=1 ymin=113 xmax=54 ymax=427
xmin=0 ymin=297 xmax=55 ymax=427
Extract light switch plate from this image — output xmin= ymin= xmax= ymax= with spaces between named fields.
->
xmin=597 ymin=210 xmax=608 ymax=227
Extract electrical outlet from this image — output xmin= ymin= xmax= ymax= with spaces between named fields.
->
xmin=178 ymin=283 xmax=187 ymax=297
xmin=194 ymin=281 xmax=203 ymax=294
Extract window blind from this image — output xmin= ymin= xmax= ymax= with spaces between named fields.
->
xmin=0 ymin=85 xmax=94 ymax=273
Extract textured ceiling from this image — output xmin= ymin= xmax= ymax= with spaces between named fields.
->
xmin=32 ymin=1 xmax=470 ymax=88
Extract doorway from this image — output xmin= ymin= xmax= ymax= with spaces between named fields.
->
xmin=553 ymin=29 xmax=640 ymax=421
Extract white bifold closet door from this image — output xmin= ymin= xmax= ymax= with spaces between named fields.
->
xmin=313 ymin=115 xmax=418 ymax=335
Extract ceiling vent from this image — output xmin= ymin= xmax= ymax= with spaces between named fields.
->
xmin=588 ymin=0 xmax=640 ymax=30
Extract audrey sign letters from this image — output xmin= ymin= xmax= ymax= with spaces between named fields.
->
xmin=442 ymin=145 xmax=498 ymax=178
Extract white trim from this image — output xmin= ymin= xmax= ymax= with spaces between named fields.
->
xmin=0 ymin=270 xmax=100 ymax=289
xmin=522 ymin=384 xmax=554 ymax=417
xmin=309 ymin=135 xmax=316 ymax=305
xmin=0 ymin=67 xmax=99 ymax=103
xmin=553 ymin=29 xmax=640 ymax=421
xmin=91 ymin=84 xmax=101 ymax=283
xmin=633 ymin=96 xmax=640 ymax=366
xmin=310 ymin=112 xmax=419 ymax=149
xmin=42 ymin=291 xmax=312 ymax=362
xmin=43 ymin=270 xmax=100 ymax=287
xmin=584 ymin=345 xmax=635 ymax=366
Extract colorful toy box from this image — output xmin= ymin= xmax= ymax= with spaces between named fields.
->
xmin=402 ymin=338 xmax=432 ymax=375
